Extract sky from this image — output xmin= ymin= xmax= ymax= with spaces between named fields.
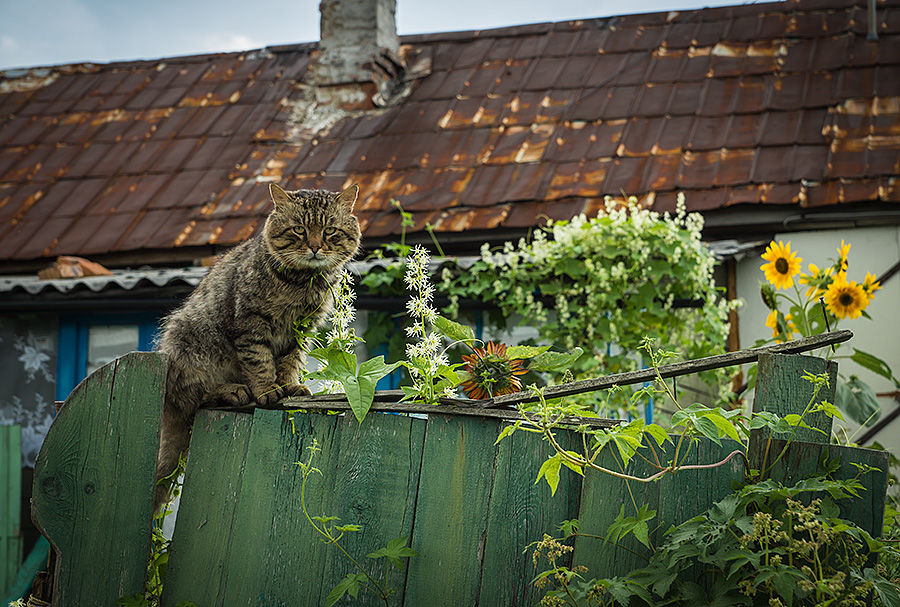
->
xmin=0 ymin=0 xmax=758 ymax=71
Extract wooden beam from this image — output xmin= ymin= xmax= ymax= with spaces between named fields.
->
xmin=210 ymin=331 xmax=852 ymax=424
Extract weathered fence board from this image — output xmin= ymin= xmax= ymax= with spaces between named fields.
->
xmin=1 ymin=424 xmax=22 ymax=598
xmin=31 ymin=352 xmax=165 ymax=607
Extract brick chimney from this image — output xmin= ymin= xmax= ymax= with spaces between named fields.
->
xmin=310 ymin=0 xmax=406 ymax=109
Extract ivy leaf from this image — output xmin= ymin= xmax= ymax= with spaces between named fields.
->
xmin=528 ymin=347 xmax=584 ymax=372
xmin=367 ymin=536 xmax=419 ymax=570
xmin=536 ymin=453 xmax=562 ymax=495
xmin=326 ymin=572 xmax=366 ymax=607
xmin=433 ymin=315 xmax=475 ymax=344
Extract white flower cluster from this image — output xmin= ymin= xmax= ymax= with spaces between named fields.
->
xmin=404 ymin=245 xmax=450 ymax=389
xmin=326 ymin=268 xmax=357 ymax=345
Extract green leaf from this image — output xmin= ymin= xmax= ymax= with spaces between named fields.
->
xmin=536 ymin=453 xmax=562 ymax=495
xmin=350 ymin=356 xmax=402 ymax=423
xmin=326 ymin=572 xmax=365 ymax=607
xmin=836 ymin=376 xmax=882 ymax=426
xmin=643 ymin=423 xmax=671 ymax=448
xmin=851 ymin=348 xmax=899 ymax=387
xmin=706 ymin=412 xmax=742 ymax=442
xmin=505 ymin=344 xmax=550 ymax=359
xmin=367 ymin=536 xmax=419 ymax=569
xmin=434 ymin=315 xmax=475 ymax=344
xmin=694 ymin=416 xmax=722 ymax=445
xmin=561 ymin=451 xmax=585 ymax=476
xmin=527 ymin=347 xmax=584 ymax=372
xmin=864 ymin=567 xmax=900 ymax=607
xmin=495 ymin=421 xmax=520 ymax=444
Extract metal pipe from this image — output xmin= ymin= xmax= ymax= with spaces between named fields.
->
xmin=868 ymin=0 xmax=879 ymax=41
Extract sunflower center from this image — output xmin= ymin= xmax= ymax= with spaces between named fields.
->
xmin=839 ymin=292 xmax=854 ymax=307
xmin=775 ymin=258 xmax=790 ymax=274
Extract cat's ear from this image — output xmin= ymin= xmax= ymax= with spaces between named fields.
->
xmin=336 ymin=184 xmax=359 ymax=210
xmin=269 ymin=183 xmax=292 ymax=208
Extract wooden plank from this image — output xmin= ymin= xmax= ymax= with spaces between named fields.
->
xmin=235 ymin=398 xmax=623 ymax=430
xmin=756 ymin=439 xmax=889 ymax=537
xmin=478 ymin=423 xmax=582 ymax=606
xmin=161 ymin=410 xmax=255 ymax=606
xmin=239 ymin=331 xmax=852 ymax=413
xmin=31 ymin=352 xmax=165 ymax=607
xmin=753 ymin=353 xmax=837 ymax=442
xmin=654 ymin=438 xmax=745 ymax=584
xmin=490 ymin=330 xmax=852 ymax=408
xmin=402 ymin=414 xmax=502 ymax=605
xmin=313 ymin=413 xmax=425 ymax=607
xmin=1 ymin=425 xmax=22 ymax=596
xmin=572 ymin=444 xmax=662 ymax=578
xmin=250 ymin=411 xmax=341 ymax=607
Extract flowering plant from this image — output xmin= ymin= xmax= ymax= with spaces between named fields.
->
xmin=445 ymin=195 xmax=737 ymax=410
xmin=758 ymin=239 xmax=895 ymax=425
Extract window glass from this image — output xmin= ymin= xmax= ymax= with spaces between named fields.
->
xmin=87 ymin=325 xmax=139 ymax=375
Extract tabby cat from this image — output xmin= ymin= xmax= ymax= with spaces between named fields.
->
xmin=153 ymin=182 xmax=361 ymax=510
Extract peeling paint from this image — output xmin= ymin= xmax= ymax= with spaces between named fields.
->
xmin=0 ymin=68 xmax=58 ymax=93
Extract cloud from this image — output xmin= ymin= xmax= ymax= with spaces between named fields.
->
xmin=196 ymin=33 xmax=261 ymax=54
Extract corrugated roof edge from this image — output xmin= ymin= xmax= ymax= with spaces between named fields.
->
xmin=0 ymin=240 xmax=760 ymax=296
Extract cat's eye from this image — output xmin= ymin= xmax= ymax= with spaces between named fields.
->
xmin=324 ymin=227 xmax=337 ymax=236
xmin=292 ymin=227 xmax=306 ymax=237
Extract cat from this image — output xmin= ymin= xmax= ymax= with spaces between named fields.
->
xmin=153 ymin=182 xmax=362 ymax=511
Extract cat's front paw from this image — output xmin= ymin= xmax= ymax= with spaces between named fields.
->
xmin=211 ymin=383 xmax=253 ymax=408
xmin=282 ymin=383 xmax=311 ymax=397
xmin=252 ymin=383 xmax=285 ymax=406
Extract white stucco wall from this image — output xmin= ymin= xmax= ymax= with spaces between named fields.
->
xmin=735 ymin=225 xmax=900 ymax=456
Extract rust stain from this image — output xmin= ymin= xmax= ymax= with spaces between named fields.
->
xmin=173 ymin=221 xmax=196 ymax=247
xmin=0 ymin=68 xmax=58 ymax=93
xmin=515 ymin=123 xmax=554 ymax=163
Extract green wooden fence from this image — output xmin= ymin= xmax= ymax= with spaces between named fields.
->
xmin=29 ymin=350 xmax=890 ymax=607
xmin=1 ymin=424 xmax=22 ymax=599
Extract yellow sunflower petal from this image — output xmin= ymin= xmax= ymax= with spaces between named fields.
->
xmin=760 ymin=240 xmax=803 ymax=290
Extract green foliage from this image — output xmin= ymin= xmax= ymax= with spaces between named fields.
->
xmin=307 ymin=348 xmax=400 ymax=423
xmin=522 ymin=356 xmax=899 ymax=607
xmin=297 ymin=440 xmax=418 ymax=606
xmin=442 ymin=196 xmax=737 ymax=408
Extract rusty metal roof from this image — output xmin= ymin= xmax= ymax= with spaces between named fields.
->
xmin=1 ymin=0 xmax=899 ymax=266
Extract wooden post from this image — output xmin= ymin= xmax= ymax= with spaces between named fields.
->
xmin=1 ymin=425 xmax=22 ymax=598
xmin=748 ymin=353 xmax=889 ymax=537
xmin=31 ymin=352 xmax=165 ymax=607
xmin=753 ymin=353 xmax=837 ymax=442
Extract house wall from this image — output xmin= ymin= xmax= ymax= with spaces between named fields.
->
xmin=0 ymin=313 xmax=57 ymax=468
xmin=735 ymin=225 xmax=900 ymax=457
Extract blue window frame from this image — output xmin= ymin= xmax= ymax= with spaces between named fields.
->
xmin=56 ymin=311 xmax=161 ymax=401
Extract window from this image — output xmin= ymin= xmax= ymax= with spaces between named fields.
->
xmin=57 ymin=312 xmax=160 ymax=400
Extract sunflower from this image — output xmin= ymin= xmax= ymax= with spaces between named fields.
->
xmin=823 ymin=274 xmax=868 ymax=320
xmin=760 ymin=241 xmax=803 ymax=290
xmin=460 ymin=341 xmax=527 ymax=400
xmin=836 ymin=239 xmax=851 ymax=272
xmin=798 ymin=263 xmax=833 ymax=299
xmin=765 ymin=310 xmax=797 ymax=343
xmin=862 ymin=271 xmax=881 ymax=303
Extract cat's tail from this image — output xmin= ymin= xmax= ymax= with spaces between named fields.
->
xmin=154 ymin=400 xmax=193 ymax=514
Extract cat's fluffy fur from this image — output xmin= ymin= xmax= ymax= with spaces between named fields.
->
xmin=153 ymin=183 xmax=361 ymax=510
